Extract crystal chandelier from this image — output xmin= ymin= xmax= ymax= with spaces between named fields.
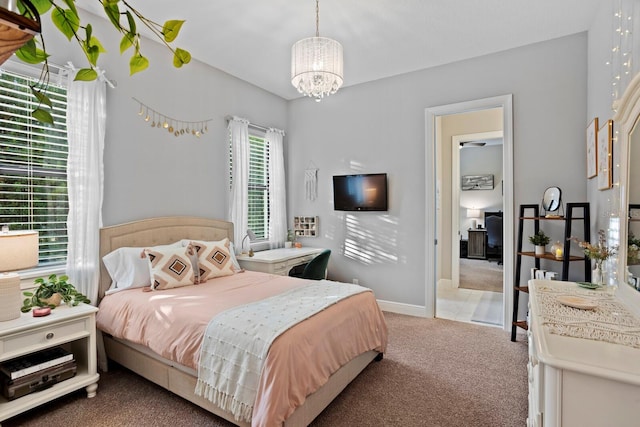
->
xmin=291 ymin=0 xmax=343 ymax=102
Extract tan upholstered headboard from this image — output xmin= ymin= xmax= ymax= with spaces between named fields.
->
xmin=98 ymin=216 xmax=234 ymax=301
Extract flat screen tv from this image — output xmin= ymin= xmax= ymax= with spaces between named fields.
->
xmin=332 ymin=173 xmax=388 ymax=211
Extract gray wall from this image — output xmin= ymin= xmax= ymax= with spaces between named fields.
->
xmin=287 ymin=33 xmax=589 ymax=306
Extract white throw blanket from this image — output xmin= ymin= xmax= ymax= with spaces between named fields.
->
xmin=194 ymin=281 xmax=369 ymax=423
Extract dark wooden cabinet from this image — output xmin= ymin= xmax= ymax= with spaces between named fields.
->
xmin=467 ymin=229 xmax=487 ymax=259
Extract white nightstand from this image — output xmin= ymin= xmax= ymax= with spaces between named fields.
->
xmin=0 ymin=303 xmax=100 ymax=423
xmin=237 ymin=247 xmax=324 ymax=276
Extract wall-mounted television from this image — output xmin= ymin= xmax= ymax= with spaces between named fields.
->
xmin=332 ymin=173 xmax=388 ymax=211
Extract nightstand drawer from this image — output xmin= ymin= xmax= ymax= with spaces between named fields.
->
xmin=0 ymin=317 xmax=90 ymax=361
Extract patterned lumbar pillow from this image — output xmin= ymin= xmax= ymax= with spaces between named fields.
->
xmin=188 ymin=238 xmax=236 ymax=282
xmin=144 ymin=244 xmax=196 ymax=290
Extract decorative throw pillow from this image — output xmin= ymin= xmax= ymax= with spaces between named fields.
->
xmin=144 ymin=244 xmax=196 ymax=290
xmin=187 ymin=238 xmax=236 ymax=282
xmin=181 ymin=239 xmax=241 ymax=273
xmin=103 ymin=242 xmax=182 ymax=295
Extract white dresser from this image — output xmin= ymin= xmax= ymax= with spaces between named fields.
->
xmin=527 ymin=279 xmax=640 ymax=427
xmin=236 ymin=247 xmax=324 ymax=276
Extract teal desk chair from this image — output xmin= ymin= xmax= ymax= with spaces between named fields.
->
xmin=300 ymin=249 xmax=331 ymax=280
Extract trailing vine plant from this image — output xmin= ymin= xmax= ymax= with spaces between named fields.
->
xmin=12 ymin=0 xmax=191 ymax=123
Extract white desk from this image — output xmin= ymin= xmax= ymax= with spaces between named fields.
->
xmin=237 ymin=247 xmax=324 ymax=276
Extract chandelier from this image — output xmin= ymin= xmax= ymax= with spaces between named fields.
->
xmin=291 ymin=0 xmax=343 ymax=102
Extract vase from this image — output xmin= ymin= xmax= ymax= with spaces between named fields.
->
xmin=592 ymin=264 xmax=605 ymax=286
xmin=535 ymin=245 xmax=546 ymax=256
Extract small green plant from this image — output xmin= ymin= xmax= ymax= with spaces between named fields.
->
xmin=529 ymin=230 xmax=550 ymax=246
xmin=287 ymin=229 xmax=296 ymax=242
xmin=21 ymin=274 xmax=91 ymax=313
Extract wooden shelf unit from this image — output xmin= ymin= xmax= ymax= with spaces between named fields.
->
xmin=511 ymin=203 xmax=591 ymax=341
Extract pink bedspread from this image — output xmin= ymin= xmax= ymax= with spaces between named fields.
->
xmin=96 ymin=271 xmax=388 ymax=426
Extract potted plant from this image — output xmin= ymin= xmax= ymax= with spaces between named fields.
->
xmin=285 ymin=229 xmax=296 ymax=248
xmin=21 ymin=274 xmax=91 ymax=312
xmin=529 ymin=230 xmax=550 ymax=256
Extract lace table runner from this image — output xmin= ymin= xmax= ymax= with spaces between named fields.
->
xmin=535 ymin=282 xmax=640 ymax=348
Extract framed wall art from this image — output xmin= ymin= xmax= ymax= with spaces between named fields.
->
xmin=597 ymin=119 xmax=613 ymax=190
xmin=586 ymin=117 xmax=598 ymax=178
xmin=461 ymin=174 xmax=494 ymax=191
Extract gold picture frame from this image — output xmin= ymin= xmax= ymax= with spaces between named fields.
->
xmin=586 ymin=117 xmax=598 ymax=178
xmin=597 ymin=119 xmax=613 ymax=190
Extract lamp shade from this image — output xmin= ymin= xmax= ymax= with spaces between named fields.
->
xmin=0 ymin=230 xmax=38 ymax=321
xmin=0 ymin=230 xmax=39 ymax=272
xmin=291 ymin=36 xmax=344 ymax=101
xmin=466 ymin=209 xmax=481 ymax=219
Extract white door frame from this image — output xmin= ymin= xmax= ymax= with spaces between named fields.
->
xmin=424 ymin=95 xmax=514 ymax=331
xmin=451 ymin=131 xmax=504 ymax=287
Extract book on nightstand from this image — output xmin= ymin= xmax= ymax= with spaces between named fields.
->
xmin=0 ymin=347 xmax=74 ymax=380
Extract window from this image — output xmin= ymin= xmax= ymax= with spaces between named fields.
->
xmin=0 ymin=67 xmax=69 ymax=268
xmin=230 ymin=131 xmax=271 ymax=240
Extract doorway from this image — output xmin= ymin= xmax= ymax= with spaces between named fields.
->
xmin=424 ymin=95 xmax=514 ymax=332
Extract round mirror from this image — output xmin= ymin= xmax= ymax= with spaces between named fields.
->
xmin=542 ymin=186 xmax=562 ymax=212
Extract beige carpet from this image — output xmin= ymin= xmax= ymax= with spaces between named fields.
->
xmin=4 ymin=313 xmax=528 ymax=427
xmin=459 ymin=258 xmax=504 ymax=293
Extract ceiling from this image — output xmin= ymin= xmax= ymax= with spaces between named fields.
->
xmin=77 ymin=0 xmax=603 ymax=100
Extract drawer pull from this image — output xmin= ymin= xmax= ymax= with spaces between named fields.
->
xmin=46 ymin=332 xmax=54 ymax=340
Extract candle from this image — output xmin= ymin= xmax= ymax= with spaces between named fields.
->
xmin=555 ymin=248 xmax=563 ymax=259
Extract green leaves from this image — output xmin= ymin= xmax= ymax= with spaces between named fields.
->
xmin=163 ymin=20 xmax=185 ymax=43
xmin=15 ymin=39 xmax=48 ymax=64
xmin=51 ymin=6 xmax=80 ymax=41
xmin=21 ymin=274 xmax=90 ymax=312
xmin=130 ymin=53 xmax=149 ymax=75
xmin=173 ymin=48 xmax=191 ymax=68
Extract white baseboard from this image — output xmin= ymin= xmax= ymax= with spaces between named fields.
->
xmin=377 ymin=299 xmax=427 ymax=317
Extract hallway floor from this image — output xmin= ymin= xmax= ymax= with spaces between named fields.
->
xmin=436 ymin=279 xmax=503 ymax=327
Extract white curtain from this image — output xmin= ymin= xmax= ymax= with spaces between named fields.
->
xmin=267 ymin=128 xmax=287 ymax=248
xmin=65 ymin=75 xmax=106 ymax=305
xmin=228 ymin=117 xmax=250 ymax=252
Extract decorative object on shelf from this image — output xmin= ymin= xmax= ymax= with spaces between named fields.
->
xmin=461 ymin=174 xmax=493 ymax=190
xmin=541 ymin=186 xmax=563 ymax=217
xmin=0 ymin=227 xmax=39 ymax=321
xmin=293 ymin=216 xmax=319 ymax=238
xmin=466 ymin=208 xmax=481 ymax=229
xmin=21 ymin=274 xmax=90 ymax=313
xmin=597 ymin=119 xmax=614 ymax=190
xmin=586 ymin=118 xmax=598 ymax=178
xmin=133 ymin=98 xmax=211 ymax=138
xmin=3 ymin=1 xmax=190 ymax=124
xmin=529 ymin=230 xmax=550 ymax=256
xmin=291 ymin=0 xmax=343 ymax=102
xmin=550 ymin=241 xmax=564 ymax=259
xmin=304 ymin=164 xmax=318 ymax=201
xmin=571 ymin=230 xmax=618 ymax=289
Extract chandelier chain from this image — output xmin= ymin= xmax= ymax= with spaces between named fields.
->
xmin=315 ymin=0 xmax=320 ymax=37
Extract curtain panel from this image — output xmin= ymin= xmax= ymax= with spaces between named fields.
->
xmin=267 ymin=128 xmax=287 ymax=248
xmin=228 ymin=117 xmax=250 ymax=252
xmin=65 ymin=76 xmax=106 ymax=304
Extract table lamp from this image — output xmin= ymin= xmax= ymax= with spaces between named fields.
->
xmin=241 ymin=229 xmax=256 ymax=256
xmin=466 ymin=209 xmax=481 ymax=229
xmin=0 ymin=228 xmax=39 ymax=321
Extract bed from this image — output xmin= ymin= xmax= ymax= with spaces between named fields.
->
xmin=96 ymin=216 xmax=387 ymax=427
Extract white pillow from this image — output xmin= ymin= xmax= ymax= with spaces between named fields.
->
xmin=103 ymin=242 xmax=181 ymax=295
xmin=144 ymin=244 xmax=197 ymax=290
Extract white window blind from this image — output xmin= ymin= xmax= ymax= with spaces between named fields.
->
xmin=0 ymin=68 xmax=69 ymax=267
xmin=229 ymin=131 xmax=271 ymax=241
xmin=248 ymin=134 xmax=270 ymax=240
